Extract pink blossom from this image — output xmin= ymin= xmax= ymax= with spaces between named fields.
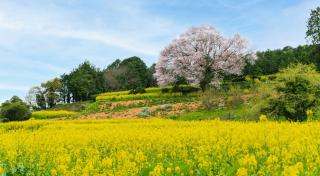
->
xmin=154 ymin=25 xmax=254 ymax=88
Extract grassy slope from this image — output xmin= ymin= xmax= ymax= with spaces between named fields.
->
xmin=50 ymin=101 xmax=91 ymax=112
xmin=40 ymin=86 xmax=261 ymax=121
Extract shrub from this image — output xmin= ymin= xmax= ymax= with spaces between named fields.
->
xmin=264 ymin=64 xmax=320 ymax=121
xmin=0 ymin=96 xmax=31 ymax=121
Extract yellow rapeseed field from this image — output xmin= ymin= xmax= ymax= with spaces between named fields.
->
xmin=31 ymin=110 xmax=77 ymax=119
xmin=0 ymin=119 xmax=320 ymax=175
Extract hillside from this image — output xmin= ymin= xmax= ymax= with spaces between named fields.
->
xmin=30 ymin=84 xmax=264 ymax=121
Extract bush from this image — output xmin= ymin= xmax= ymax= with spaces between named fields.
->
xmin=264 ymin=64 xmax=320 ymax=121
xmin=0 ymin=96 xmax=31 ymax=121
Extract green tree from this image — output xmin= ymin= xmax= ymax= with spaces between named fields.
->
xmin=106 ymin=59 xmax=121 ymax=70
xmin=25 ymin=86 xmax=46 ymax=110
xmin=65 ymin=61 xmax=104 ymax=102
xmin=264 ymin=64 xmax=320 ymax=121
xmin=0 ymin=96 xmax=31 ymax=121
xmin=147 ymin=64 xmax=158 ymax=87
xmin=243 ymin=45 xmax=320 ymax=76
xmin=60 ymin=74 xmax=72 ymax=103
xmin=119 ymin=56 xmax=149 ymax=89
xmin=104 ymin=57 xmax=150 ymax=91
xmin=41 ymin=78 xmax=62 ymax=108
xmin=104 ymin=66 xmax=127 ymax=91
xmin=307 ymin=7 xmax=320 ymax=44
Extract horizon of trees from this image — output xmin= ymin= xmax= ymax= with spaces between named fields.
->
xmin=25 ymin=56 xmax=157 ymax=110
xmin=23 ymin=42 xmax=319 ymax=110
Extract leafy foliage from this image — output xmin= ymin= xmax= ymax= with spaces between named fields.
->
xmin=41 ymin=78 xmax=62 ymax=108
xmin=25 ymin=86 xmax=46 ymax=110
xmin=243 ymin=45 xmax=320 ymax=76
xmin=0 ymin=96 xmax=31 ymax=121
xmin=307 ymin=7 xmax=320 ymax=44
xmin=104 ymin=57 xmax=152 ymax=91
xmin=264 ymin=64 xmax=320 ymax=121
xmin=65 ymin=61 xmax=105 ymax=102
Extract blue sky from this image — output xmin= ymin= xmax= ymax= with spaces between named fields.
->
xmin=0 ymin=0 xmax=319 ymax=103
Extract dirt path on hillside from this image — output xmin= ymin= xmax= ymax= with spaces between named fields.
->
xmin=81 ymin=102 xmax=200 ymax=119
xmin=79 ymin=93 xmax=257 ymax=119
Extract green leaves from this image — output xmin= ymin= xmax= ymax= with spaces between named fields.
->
xmin=307 ymin=7 xmax=320 ymax=44
xmin=104 ymin=57 xmax=152 ymax=91
xmin=0 ymin=96 xmax=31 ymax=121
xmin=265 ymin=64 xmax=320 ymax=121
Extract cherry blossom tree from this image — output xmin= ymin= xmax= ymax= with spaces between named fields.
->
xmin=154 ymin=25 xmax=254 ymax=90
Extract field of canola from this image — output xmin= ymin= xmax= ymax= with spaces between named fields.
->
xmin=0 ymin=119 xmax=320 ymax=176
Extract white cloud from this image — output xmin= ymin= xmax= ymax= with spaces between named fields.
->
xmin=0 ymin=0 xmax=180 ymax=57
xmin=43 ymin=29 xmax=159 ymax=56
xmin=0 ymin=0 xmax=183 ymax=103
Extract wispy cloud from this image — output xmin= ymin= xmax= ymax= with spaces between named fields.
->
xmin=0 ymin=0 xmax=319 ymax=103
xmin=0 ymin=0 xmax=180 ymax=57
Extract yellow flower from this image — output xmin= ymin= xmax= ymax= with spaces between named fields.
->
xmin=50 ymin=169 xmax=57 ymax=176
xmin=239 ymin=155 xmax=257 ymax=171
xmin=306 ymin=109 xmax=313 ymax=117
xmin=236 ymin=167 xmax=248 ymax=176
xmin=0 ymin=167 xmax=4 ymax=174
xmin=259 ymin=115 xmax=268 ymax=122
xmin=283 ymin=162 xmax=304 ymax=176
xmin=0 ymin=118 xmax=319 ymax=175
xmin=265 ymin=155 xmax=278 ymax=171
xmin=149 ymin=164 xmax=163 ymax=176
xmin=175 ymin=166 xmax=181 ymax=173
xmin=306 ymin=109 xmax=314 ymax=121
xmin=102 ymin=157 xmax=113 ymax=168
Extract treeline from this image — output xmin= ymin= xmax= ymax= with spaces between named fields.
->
xmin=26 ymin=44 xmax=320 ymax=110
xmin=26 ymin=56 xmax=157 ymax=110
xmin=243 ymin=45 xmax=320 ymax=76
